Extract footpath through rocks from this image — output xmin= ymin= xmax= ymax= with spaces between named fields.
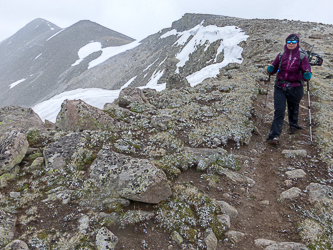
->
xmin=208 ymin=79 xmax=328 ymax=250
xmin=111 ymin=80 xmax=328 ymax=250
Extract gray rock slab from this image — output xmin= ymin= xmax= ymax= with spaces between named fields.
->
xmin=255 ymin=238 xmax=276 ymax=247
xmin=0 ymin=210 xmax=17 ymax=248
xmin=217 ymin=214 xmax=231 ymax=229
xmin=219 ymin=168 xmax=255 ymax=187
xmin=89 ymin=150 xmax=172 ymax=204
xmin=171 ymin=231 xmax=183 ymax=244
xmin=286 ymin=169 xmax=306 ymax=179
xmin=204 ymin=228 xmax=217 ymax=250
xmin=306 ymin=183 xmax=333 ymax=203
xmin=265 ymin=242 xmax=309 ymax=250
xmin=280 ymin=187 xmax=302 ymax=200
xmin=4 ymin=240 xmax=29 ymax=250
xmin=0 ymin=131 xmax=29 ymax=175
xmin=225 ymin=230 xmax=245 ymax=244
xmin=216 ymin=200 xmax=238 ymax=219
xmin=281 ymin=150 xmax=307 ymax=158
xmin=96 ymin=227 xmax=118 ymax=250
xmin=55 ymin=99 xmax=123 ymax=132
xmin=44 ymin=132 xmax=88 ymax=173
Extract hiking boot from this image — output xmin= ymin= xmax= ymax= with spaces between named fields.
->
xmin=266 ymin=137 xmax=279 ymax=145
xmin=289 ymin=125 xmax=302 ymax=134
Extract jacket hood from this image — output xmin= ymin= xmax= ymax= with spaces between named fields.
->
xmin=284 ymin=33 xmax=300 ymax=52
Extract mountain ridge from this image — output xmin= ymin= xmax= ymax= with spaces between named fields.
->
xmin=0 ymin=18 xmax=135 ymax=108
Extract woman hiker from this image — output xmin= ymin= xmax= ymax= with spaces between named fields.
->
xmin=266 ymin=33 xmax=312 ymax=145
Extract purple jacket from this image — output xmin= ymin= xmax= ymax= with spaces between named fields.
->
xmin=270 ymin=34 xmax=311 ymax=88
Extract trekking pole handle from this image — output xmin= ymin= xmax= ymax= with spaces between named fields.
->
xmin=306 ymin=70 xmax=310 ymax=91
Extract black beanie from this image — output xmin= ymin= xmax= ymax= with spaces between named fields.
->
xmin=286 ymin=34 xmax=299 ymax=43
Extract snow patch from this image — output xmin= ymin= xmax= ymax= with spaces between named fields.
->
xmin=46 ymin=29 xmax=64 ymax=41
xmin=33 ymin=70 xmax=165 ymax=123
xmin=35 ymin=53 xmax=42 ymax=60
xmin=161 ymin=24 xmax=248 ymax=84
xmin=121 ymin=76 xmax=137 ymax=90
xmin=72 ymin=42 xmax=102 ymax=66
xmin=9 ymin=78 xmax=26 ymax=89
xmin=88 ymin=41 xmax=140 ymax=69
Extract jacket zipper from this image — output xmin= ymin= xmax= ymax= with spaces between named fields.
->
xmin=285 ymin=50 xmax=297 ymax=80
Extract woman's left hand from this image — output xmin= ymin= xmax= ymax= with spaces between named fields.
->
xmin=304 ymin=71 xmax=312 ymax=80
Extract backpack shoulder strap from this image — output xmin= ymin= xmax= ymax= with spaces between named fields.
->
xmin=299 ymin=48 xmax=306 ymax=63
xmin=278 ymin=52 xmax=283 ymax=72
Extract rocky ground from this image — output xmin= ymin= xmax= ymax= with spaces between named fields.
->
xmin=1 ymin=17 xmax=333 ymax=250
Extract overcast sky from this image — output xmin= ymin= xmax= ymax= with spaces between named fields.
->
xmin=1 ymin=0 xmax=333 ymax=42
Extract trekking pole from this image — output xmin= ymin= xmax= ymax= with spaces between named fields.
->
xmin=306 ymin=71 xmax=313 ymax=144
xmin=261 ymin=74 xmax=271 ymax=122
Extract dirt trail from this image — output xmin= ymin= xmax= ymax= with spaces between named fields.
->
xmin=213 ymin=81 xmax=328 ymax=249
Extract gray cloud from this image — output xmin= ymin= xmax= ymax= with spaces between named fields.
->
xmin=1 ymin=0 xmax=333 ymax=42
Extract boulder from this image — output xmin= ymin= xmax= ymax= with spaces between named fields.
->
xmin=0 ymin=131 xmax=29 ymax=175
xmin=116 ymin=87 xmax=148 ymax=108
xmin=281 ymin=150 xmax=307 ymax=158
xmin=4 ymin=240 xmax=29 ymax=250
xmin=255 ymin=238 xmax=277 ymax=247
xmin=306 ymin=183 xmax=333 ymax=203
xmin=166 ymin=73 xmax=191 ymax=90
xmin=0 ymin=210 xmax=17 ymax=248
xmin=285 ymin=169 xmax=306 ymax=179
xmin=265 ymin=242 xmax=309 ymax=250
xmin=44 ymin=132 xmax=91 ymax=173
xmin=204 ymin=228 xmax=217 ymax=250
xmin=55 ymin=99 xmax=122 ymax=132
xmin=0 ymin=106 xmax=45 ymax=134
xmin=225 ymin=230 xmax=246 ymax=244
xmin=280 ymin=187 xmax=302 ymax=200
xmin=96 ymin=227 xmax=118 ymax=250
xmin=89 ymin=150 xmax=172 ymax=204
xmin=216 ymin=200 xmax=238 ymax=219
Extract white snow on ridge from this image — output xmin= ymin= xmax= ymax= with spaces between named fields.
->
xmin=72 ymin=42 xmax=102 ymax=66
xmin=121 ymin=76 xmax=137 ymax=90
xmin=33 ymin=24 xmax=248 ymax=123
xmin=9 ymin=78 xmax=26 ymax=89
xmin=88 ymin=41 xmax=140 ymax=69
xmin=161 ymin=23 xmax=249 ymax=86
xmin=46 ymin=29 xmax=64 ymax=41
xmin=33 ymin=88 xmax=121 ymax=123
xmin=71 ymin=40 xmax=141 ymax=69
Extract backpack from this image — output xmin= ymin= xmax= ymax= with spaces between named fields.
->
xmin=278 ymin=48 xmax=323 ymax=70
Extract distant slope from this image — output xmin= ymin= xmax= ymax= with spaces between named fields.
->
xmin=0 ymin=18 xmax=134 ymax=107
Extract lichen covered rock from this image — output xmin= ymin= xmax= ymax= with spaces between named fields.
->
xmin=0 ymin=210 xmax=17 ymax=248
xmin=89 ymin=150 xmax=172 ymax=204
xmin=0 ymin=131 xmax=29 ymax=175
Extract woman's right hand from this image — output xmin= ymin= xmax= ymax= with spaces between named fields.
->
xmin=267 ymin=65 xmax=274 ymax=73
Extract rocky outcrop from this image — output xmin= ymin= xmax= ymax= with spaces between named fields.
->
xmin=4 ymin=240 xmax=29 ymax=250
xmin=44 ymin=132 xmax=89 ymax=173
xmin=96 ymin=227 xmax=118 ymax=250
xmin=0 ymin=210 xmax=17 ymax=248
xmin=0 ymin=106 xmax=45 ymax=134
xmin=306 ymin=183 xmax=333 ymax=204
xmin=55 ymin=99 xmax=123 ymax=132
xmin=89 ymin=150 xmax=172 ymax=204
xmin=265 ymin=242 xmax=309 ymax=250
xmin=0 ymin=131 xmax=29 ymax=175
xmin=116 ymin=87 xmax=149 ymax=108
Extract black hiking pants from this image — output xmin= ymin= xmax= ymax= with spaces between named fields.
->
xmin=268 ymin=85 xmax=303 ymax=139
